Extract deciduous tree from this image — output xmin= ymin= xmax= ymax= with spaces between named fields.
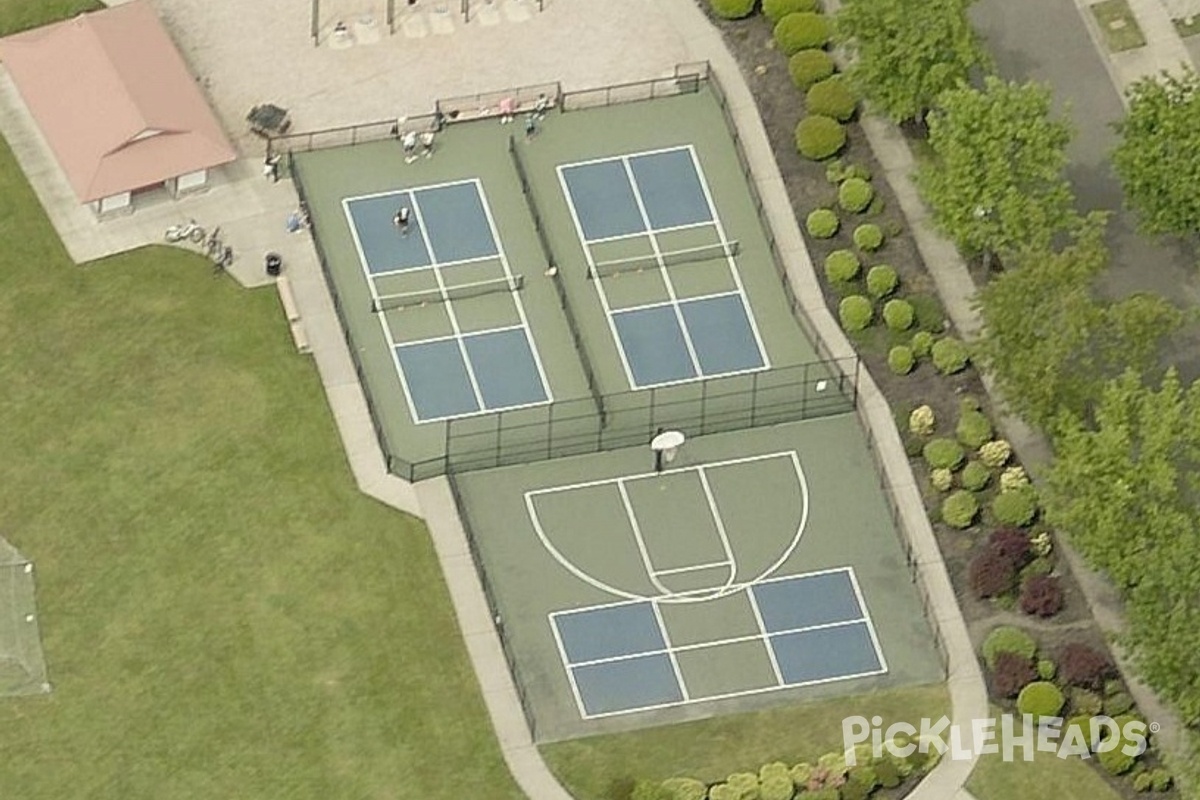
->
xmin=835 ymin=0 xmax=987 ymax=124
xmin=1113 ymin=68 xmax=1200 ymax=238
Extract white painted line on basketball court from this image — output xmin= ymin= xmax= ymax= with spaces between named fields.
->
xmin=650 ymin=601 xmax=690 ymax=702
xmin=744 ymin=583 xmax=785 ymax=687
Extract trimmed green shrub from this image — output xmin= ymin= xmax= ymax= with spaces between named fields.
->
xmin=788 ymin=49 xmax=835 ymax=90
xmin=1019 ymin=555 xmax=1055 ymax=583
xmin=883 ymin=299 xmax=915 ymax=331
xmin=931 ymin=467 xmax=953 ymax=492
xmin=960 ymin=461 xmax=991 ymax=491
xmin=979 ymin=439 xmax=1012 ymax=469
xmin=888 ymin=345 xmax=915 ymax=375
xmin=1017 ymin=681 xmax=1065 ymax=721
xmin=1069 ymin=687 xmax=1103 ymax=717
xmin=795 ymin=115 xmax=845 ymax=160
xmin=838 ymin=178 xmax=874 ymax=213
xmin=726 ymin=772 xmax=760 ymax=798
xmin=866 ymin=264 xmax=898 ymax=298
xmin=661 ymin=777 xmax=707 ymax=800
xmin=1098 ymin=744 xmax=1137 ymax=776
xmin=956 ymin=410 xmax=993 ymax=449
xmin=1149 ymin=768 xmax=1174 ymax=791
xmin=853 ymin=223 xmax=884 ymax=252
xmin=923 ymin=438 xmax=965 ymax=470
xmin=774 ymin=12 xmax=831 ymax=54
xmin=942 ymin=490 xmax=979 ymax=528
xmin=931 ymin=337 xmax=970 ymax=374
xmin=806 ymin=76 xmax=857 ymax=121
xmin=824 ymin=249 xmax=861 ymax=282
xmin=845 ymin=163 xmax=871 ymax=181
xmin=804 ymin=790 xmax=839 ymax=800
xmin=759 ymin=774 xmax=794 ymax=800
xmin=709 ymin=0 xmax=757 ymax=19
xmin=839 ymin=295 xmax=873 ymax=331
xmin=1104 ymin=679 xmax=1125 ymax=697
xmin=1037 ymin=659 xmax=1057 ymax=680
xmin=982 ymin=625 xmax=1037 ymax=669
xmin=874 ymin=758 xmax=901 ymax=788
xmin=1104 ymin=692 xmax=1134 ymax=716
xmin=765 ymin=0 xmax=819 ymax=21
xmin=911 ymin=330 xmax=934 ymax=358
xmin=992 ymin=486 xmax=1038 ymax=527
xmin=788 ymin=763 xmax=812 ymax=787
xmin=908 ymin=404 xmax=935 ymax=436
xmin=806 ymin=208 xmax=839 ymax=239
xmin=824 ymin=158 xmax=847 ymax=184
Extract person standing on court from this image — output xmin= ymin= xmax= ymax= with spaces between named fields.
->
xmin=394 ymin=206 xmax=411 ymax=236
xmin=402 ymin=130 xmax=419 ymax=163
xmin=524 ymin=113 xmax=537 ymax=141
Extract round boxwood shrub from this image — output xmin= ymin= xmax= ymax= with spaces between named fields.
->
xmin=660 ymin=778 xmax=706 ymax=800
xmin=982 ymin=625 xmax=1037 ymax=669
xmin=824 ymin=249 xmax=861 ymax=282
xmin=866 ymin=264 xmax=898 ymax=298
xmin=956 ymin=409 xmax=993 ymax=449
xmin=806 ymin=76 xmax=857 ymax=121
xmin=838 ymin=177 xmax=874 ymax=213
xmin=883 ymin=299 xmax=915 ymax=331
xmin=760 ymin=773 xmax=794 ymax=800
xmin=1017 ymin=681 xmax=1065 ymax=721
xmin=788 ymin=48 xmax=835 ymax=89
xmin=910 ymin=330 xmax=934 ymax=358
xmin=795 ymin=115 xmax=846 ymax=160
xmin=931 ymin=336 xmax=970 ymax=374
xmin=806 ymin=208 xmax=839 ymax=238
xmin=1037 ymin=659 xmax=1057 ymax=680
xmin=942 ymin=490 xmax=979 ymax=529
xmin=992 ymin=486 xmax=1038 ymax=527
xmin=888 ymin=345 xmax=915 ymax=375
xmin=839 ymin=295 xmax=873 ymax=331
xmin=709 ymin=0 xmax=757 ymax=18
xmin=1104 ymin=692 xmax=1134 ymax=716
xmin=853 ymin=223 xmax=884 ymax=252
xmin=960 ymin=460 xmax=991 ymax=491
xmin=774 ymin=11 xmax=831 ymax=54
xmin=970 ymin=547 xmax=1016 ymax=598
xmin=923 ymin=438 xmax=965 ymax=470
xmin=765 ymin=0 xmax=820 ymax=20
xmin=1097 ymin=742 xmax=1137 ymax=776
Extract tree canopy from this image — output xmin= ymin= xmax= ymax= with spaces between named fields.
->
xmin=835 ymin=0 xmax=987 ymax=124
xmin=972 ymin=219 xmax=1182 ymax=429
xmin=1113 ymin=68 xmax=1200 ymax=238
xmin=918 ymin=77 xmax=1078 ymax=262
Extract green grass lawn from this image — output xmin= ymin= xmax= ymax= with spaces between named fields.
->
xmin=541 ymin=684 xmax=948 ymax=800
xmin=1090 ymin=0 xmax=1147 ymax=52
xmin=0 ymin=124 xmax=523 ymax=799
xmin=966 ymin=711 xmax=1124 ymax=800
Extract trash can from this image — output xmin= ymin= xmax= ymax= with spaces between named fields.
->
xmin=265 ymin=252 xmax=282 ymax=277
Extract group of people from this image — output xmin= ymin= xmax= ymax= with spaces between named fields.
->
xmin=499 ymin=93 xmax=551 ymax=141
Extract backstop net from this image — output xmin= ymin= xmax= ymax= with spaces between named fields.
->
xmin=0 ymin=537 xmax=50 ymax=696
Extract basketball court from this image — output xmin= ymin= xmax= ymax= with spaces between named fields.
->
xmin=453 ymin=416 xmax=944 ymax=740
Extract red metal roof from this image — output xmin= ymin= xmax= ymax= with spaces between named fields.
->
xmin=0 ymin=1 xmax=237 ymax=202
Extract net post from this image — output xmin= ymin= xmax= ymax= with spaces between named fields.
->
xmin=802 ymin=362 xmax=810 ymax=419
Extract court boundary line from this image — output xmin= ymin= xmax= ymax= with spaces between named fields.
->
xmin=550 ymin=566 xmax=889 ymax=719
xmin=556 ymin=145 xmax=770 ymax=390
xmin=525 ymin=451 xmax=809 ymax=604
xmin=340 ymin=180 xmax=553 ymax=424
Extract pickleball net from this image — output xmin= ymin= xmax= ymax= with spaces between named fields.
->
xmin=588 ymin=240 xmax=740 ymax=279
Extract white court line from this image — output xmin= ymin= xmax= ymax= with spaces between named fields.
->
xmin=527 ymin=451 xmax=810 ymax=605
xmin=695 ymin=466 xmax=739 ymax=591
xmin=616 ymin=480 xmax=675 ymax=598
xmin=548 ymin=608 xmax=592 ymax=721
xmin=846 ymin=567 xmax=890 ymax=675
xmin=609 ymin=290 xmax=742 ymax=317
xmin=473 ymin=174 xmax=554 ymax=405
xmin=409 ymin=191 xmax=488 ymax=412
xmin=558 ymin=144 xmax=713 ymax=171
xmin=555 ymin=164 xmax=640 ymax=388
xmin=619 ymin=154 xmax=703 ymax=377
xmin=650 ymin=601 xmax=690 ymax=702
xmin=653 ymin=561 xmax=732 ymax=576
xmin=683 ymin=143 xmax=771 ymax=370
xmin=582 ymin=220 xmax=713 ymax=246
xmin=745 ymin=583 xmax=786 ymax=686
xmin=369 ymin=252 xmax=501 ymax=279
xmin=343 ymin=177 xmax=486 ymax=204
xmin=392 ymin=323 xmax=527 ymax=351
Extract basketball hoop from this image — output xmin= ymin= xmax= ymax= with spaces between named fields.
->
xmin=650 ymin=429 xmax=686 ymax=472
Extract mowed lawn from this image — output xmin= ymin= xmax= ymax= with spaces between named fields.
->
xmin=0 ymin=106 xmax=522 ymax=800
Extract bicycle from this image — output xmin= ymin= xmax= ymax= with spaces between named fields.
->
xmin=165 ymin=219 xmax=206 ymax=244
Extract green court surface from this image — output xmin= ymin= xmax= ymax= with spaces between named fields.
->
xmin=289 ymin=86 xmax=847 ymax=477
xmin=454 ymin=414 xmax=945 ymax=742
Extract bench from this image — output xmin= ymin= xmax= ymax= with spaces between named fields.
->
xmin=275 ymin=276 xmax=311 ymax=354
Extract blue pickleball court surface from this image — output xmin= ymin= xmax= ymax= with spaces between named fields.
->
xmin=613 ymin=295 xmax=764 ymax=388
xmin=395 ymin=328 xmax=546 ymax=422
xmin=345 ymin=191 xmax=431 ymax=274
xmin=628 ymin=149 xmax=712 ymax=230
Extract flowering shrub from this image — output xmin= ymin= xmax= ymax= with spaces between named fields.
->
xmin=979 ymin=439 xmax=1012 ymax=468
xmin=931 ymin=467 xmax=953 ymax=492
xmin=1031 ymin=530 xmax=1053 ymax=557
xmin=1000 ymin=466 xmax=1030 ymax=492
xmin=908 ymin=405 xmax=935 ymax=436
